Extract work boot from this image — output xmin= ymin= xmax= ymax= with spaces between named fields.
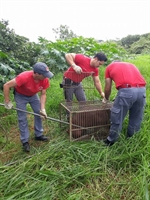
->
xmin=23 ymin=142 xmax=30 ymax=152
xmin=35 ymin=135 xmax=49 ymax=142
xmin=103 ymin=139 xmax=114 ymax=146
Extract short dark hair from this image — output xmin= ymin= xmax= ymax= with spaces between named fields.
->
xmin=94 ymin=52 xmax=107 ymax=61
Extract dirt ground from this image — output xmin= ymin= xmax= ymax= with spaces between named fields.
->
xmin=0 ymin=115 xmax=51 ymax=165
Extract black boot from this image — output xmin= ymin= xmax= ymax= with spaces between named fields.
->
xmin=103 ymin=139 xmax=114 ymax=146
xmin=23 ymin=142 xmax=30 ymax=152
xmin=35 ymin=135 xmax=49 ymax=141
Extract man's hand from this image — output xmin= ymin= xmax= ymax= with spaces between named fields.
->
xmin=102 ymin=97 xmax=109 ymax=103
xmin=40 ymin=109 xmax=47 ymax=119
xmin=72 ymin=64 xmax=82 ymax=74
xmin=101 ymin=92 xmax=105 ymax=98
xmin=4 ymin=101 xmax=13 ymax=109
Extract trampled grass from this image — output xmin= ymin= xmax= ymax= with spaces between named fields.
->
xmin=0 ymin=54 xmax=150 ymax=199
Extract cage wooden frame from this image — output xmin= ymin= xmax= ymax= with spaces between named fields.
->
xmin=59 ymin=100 xmax=113 ymax=141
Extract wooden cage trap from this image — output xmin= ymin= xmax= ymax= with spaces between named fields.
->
xmin=59 ymin=100 xmax=113 ymax=141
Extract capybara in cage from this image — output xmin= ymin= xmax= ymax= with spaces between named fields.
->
xmin=71 ymin=108 xmax=111 ymax=140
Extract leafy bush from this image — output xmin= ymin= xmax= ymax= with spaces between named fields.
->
xmin=38 ymin=36 xmax=128 ymax=74
xmin=0 ymin=19 xmax=41 ymax=66
xmin=0 ymin=51 xmax=31 ymax=90
xmin=129 ymin=37 xmax=150 ymax=54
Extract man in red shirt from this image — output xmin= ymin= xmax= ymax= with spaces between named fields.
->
xmin=62 ymin=52 xmax=107 ymax=102
xmin=103 ymin=61 xmax=146 ymax=146
xmin=3 ymin=62 xmax=53 ymax=152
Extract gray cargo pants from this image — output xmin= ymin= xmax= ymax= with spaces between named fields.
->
xmin=14 ymin=91 xmax=43 ymax=143
xmin=107 ymin=87 xmax=146 ymax=142
xmin=62 ymin=78 xmax=86 ymax=102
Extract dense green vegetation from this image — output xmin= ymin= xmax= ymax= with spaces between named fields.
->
xmin=0 ymin=54 xmax=150 ymax=199
xmin=0 ymin=19 xmax=149 ymax=89
xmin=0 ymin=19 xmax=150 ymax=199
xmin=119 ymin=33 xmax=150 ymax=54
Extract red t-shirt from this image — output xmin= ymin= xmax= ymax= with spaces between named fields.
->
xmin=64 ymin=54 xmax=99 ymax=82
xmin=15 ymin=71 xmax=50 ymax=96
xmin=105 ymin=62 xmax=146 ymax=89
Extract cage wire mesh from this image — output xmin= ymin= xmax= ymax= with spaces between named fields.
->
xmin=61 ymin=72 xmax=95 ymax=101
xmin=60 ymin=100 xmax=113 ymax=141
xmin=60 ymin=72 xmax=113 ymax=141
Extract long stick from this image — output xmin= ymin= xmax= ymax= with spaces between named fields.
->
xmin=0 ymin=103 xmax=82 ymax=128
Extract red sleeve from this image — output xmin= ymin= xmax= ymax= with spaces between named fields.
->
xmin=74 ymin=54 xmax=83 ymax=64
xmin=42 ymin=78 xmax=50 ymax=89
xmin=105 ymin=67 xmax=110 ymax=78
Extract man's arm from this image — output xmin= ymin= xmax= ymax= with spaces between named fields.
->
xmin=3 ymin=78 xmax=17 ymax=103
xmin=65 ymin=53 xmax=76 ymax=66
xmin=65 ymin=53 xmax=82 ymax=74
xmin=104 ymin=78 xmax=112 ymax=100
xmin=39 ymin=89 xmax=47 ymax=118
xmin=40 ymin=89 xmax=47 ymax=110
xmin=92 ymin=76 xmax=105 ymax=98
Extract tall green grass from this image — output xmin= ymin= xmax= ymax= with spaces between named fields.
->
xmin=0 ymin=54 xmax=150 ymax=199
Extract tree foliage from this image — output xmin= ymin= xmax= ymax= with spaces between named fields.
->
xmin=52 ymin=25 xmax=77 ymax=41
xmin=120 ymin=34 xmax=140 ymax=48
xmin=0 ymin=19 xmax=41 ymax=65
xmin=0 ymin=19 xmax=28 ymax=57
xmin=38 ymin=36 xmax=128 ymax=73
xmin=129 ymin=35 xmax=150 ymax=54
xmin=0 ymin=20 xmax=149 ymax=91
xmin=0 ymin=51 xmax=30 ymax=90
xmin=119 ymin=33 xmax=150 ymax=54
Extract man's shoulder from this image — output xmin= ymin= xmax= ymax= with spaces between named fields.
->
xmin=16 ymin=71 xmax=33 ymax=80
xmin=18 ymin=70 xmax=32 ymax=76
xmin=76 ymin=54 xmax=90 ymax=61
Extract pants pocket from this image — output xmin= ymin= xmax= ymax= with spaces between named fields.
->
xmin=143 ymin=94 xmax=146 ymax=106
xmin=119 ymin=92 xmax=132 ymax=106
xmin=111 ymin=107 xmax=121 ymax=124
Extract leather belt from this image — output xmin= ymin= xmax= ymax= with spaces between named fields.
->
xmin=117 ymin=84 xmax=145 ymax=90
xmin=64 ymin=78 xmax=80 ymax=86
xmin=15 ymin=90 xmax=33 ymax=97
